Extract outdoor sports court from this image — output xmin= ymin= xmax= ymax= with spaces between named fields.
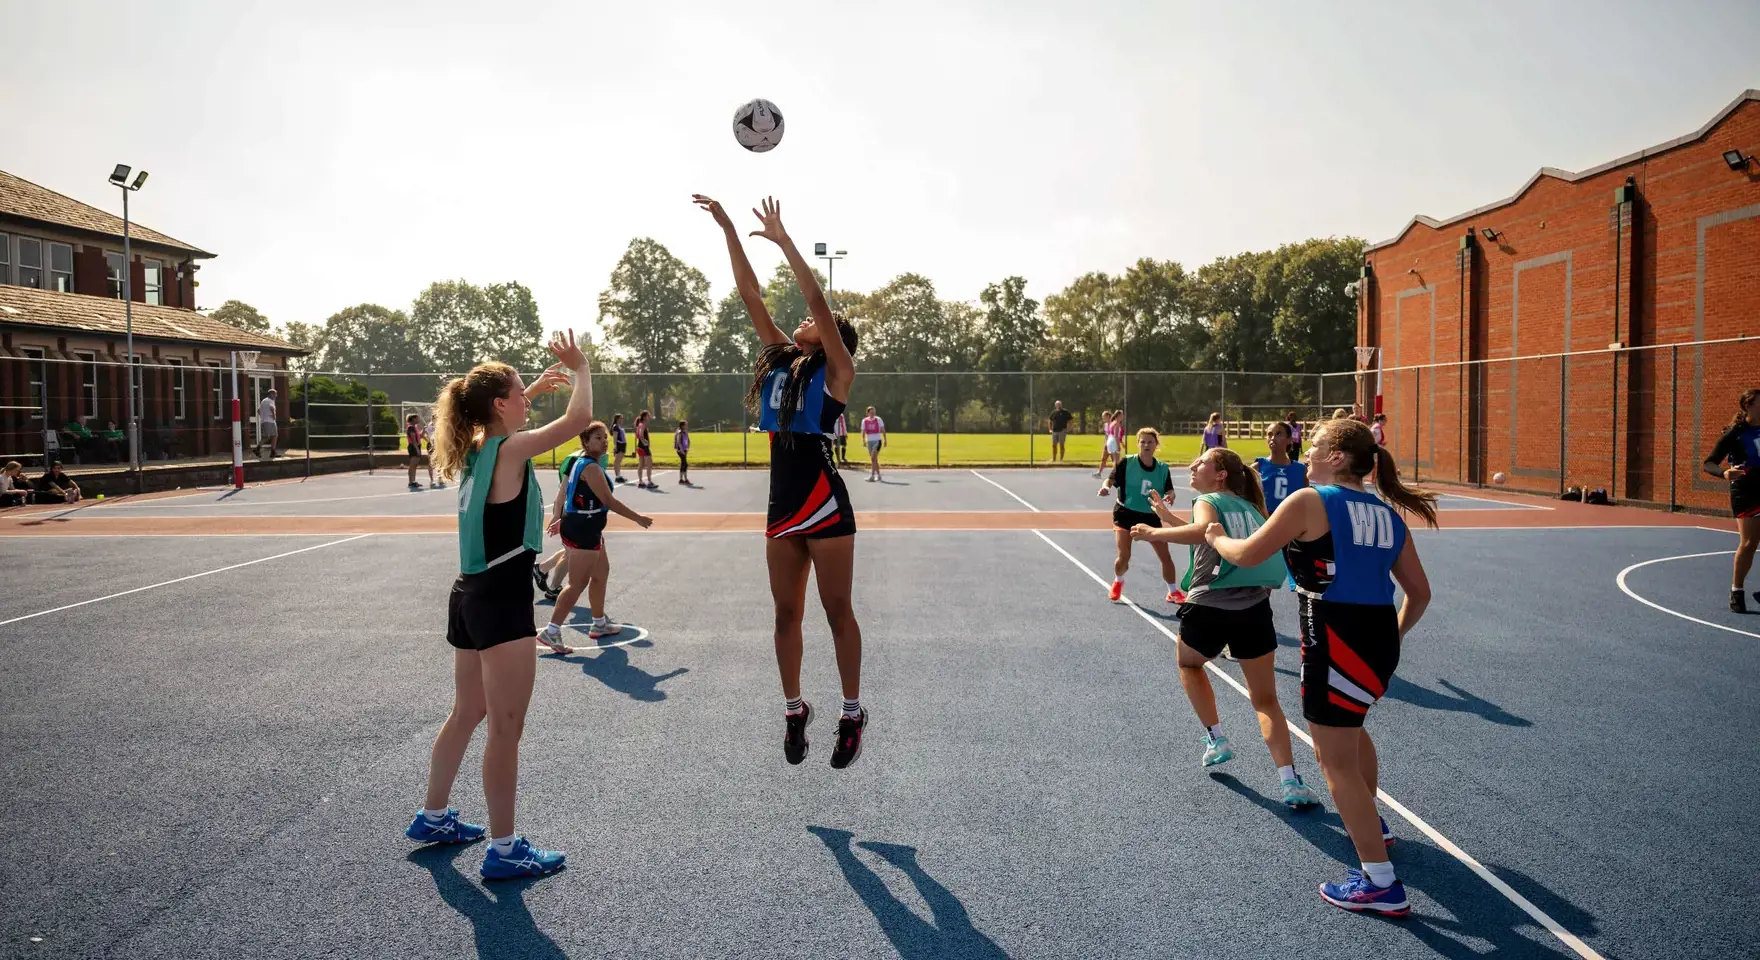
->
xmin=1 ymin=467 xmax=1752 ymax=959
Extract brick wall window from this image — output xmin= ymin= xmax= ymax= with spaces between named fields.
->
xmin=74 ymin=351 xmax=98 ymax=421
xmin=0 ymin=232 xmax=9 ymax=284
xmin=143 ymin=258 xmax=163 ymax=305
xmin=166 ymin=357 xmax=186 ymax=420
xmin=206 ymin=360 xmax=223 ymax=419
xmin=106 ymin=252 xmax=125 ymax=299
xmin=22 ymin=346 xmax=45 ymax=420
xmin=49 ymin=242 xmax=73 ymax=292
xmin=17 ymin=237 xmax=43 ymax=288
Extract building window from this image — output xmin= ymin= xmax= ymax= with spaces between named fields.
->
xmin=0 ymin=232 xmax=10 ymax=284
xmin=130 ymin=354 xmax=142 ymax=420
xmin=143 ymin=259 xmax=163 ymax=305
xmin=49 ymin=243 xmax=73 ymax=293
xmin=207 ymin=360 xmax=224 ymax=419
xmin=17 ymin=237 xmax=43 ymax=288
xmin=74 ymin=351 xmax=98 ymax=422
xmin=166 ymin=358 xmax=186 ymax=420
xmin=22 ymin=347 xmax=46 ymax=420
xmin=106 ymin=252 xmax=126 ymax=299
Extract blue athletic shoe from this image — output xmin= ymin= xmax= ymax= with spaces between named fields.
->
xmin=1201 ymin=734 xmax=1234 ymax=767
xmin=480 ymin=837 xmax=566 ymax=880
xmin=404 ymin=809 xmax=486 ymax=845
xmin=1380 ymin=815 xmax=1396 ymax=845
xmin=1319 ymin=869 xmax=1409 ymax=916
xmin=1280 ymin=775 xmax=1322 ymax=808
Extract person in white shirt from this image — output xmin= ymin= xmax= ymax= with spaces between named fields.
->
xmin=257 ymin=389 xmax=278 ymax=458
xmin=1371 ymin=413 xmax=1387 ymax=447
xmin=861 ymin=406 xmax=885 ymax=482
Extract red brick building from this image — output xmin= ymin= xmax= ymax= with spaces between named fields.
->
xmin=0 ymin=169 xmax=300 ymax=466
xmin=1358 ymin=89 xmax=1760 ymax=512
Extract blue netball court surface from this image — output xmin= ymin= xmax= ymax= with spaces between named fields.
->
xmin=0 ymin=468 xmax=1751 ymax=959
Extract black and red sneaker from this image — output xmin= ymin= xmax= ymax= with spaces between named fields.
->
xmin=830 ymin=708 xmax=867 ymax=769
xmin=784 ymin=702 xmax=814 ymax=765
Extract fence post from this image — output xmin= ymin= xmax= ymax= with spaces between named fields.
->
xmin=302 ymin=369 xmax=311 ymax=481
xmin=1318 ymin=372 xmax=1325 ymax=422
xmin=1557 ymin=354 xmax=1566 ymax=496
xmin=1413 ymin=367 xmax=1421 ymax=483
xmin=934 ymin=374 xmax=940 ymax=468
xmin=365 ymin=367 xmax=375 ymax=473
xmin=1669 ymin=345 xmax=1677 ymax=511
xmin=1028 ymin=372 xmax=1034 ymax=467
xmin=741 ymin=377 xmax=748 ymax=467
xmin=1609 ymin=349 xmax=1619 ymax=502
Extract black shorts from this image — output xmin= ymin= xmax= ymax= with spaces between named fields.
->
xmin=766 ymin=434 xmax=856 ymax=539
xmin=446 ymin=552 xmax=538 ymax=651
xmin=1298 ymin=595 xmax=1400 ymax=728
xmin=408 ymin=449 xmax=423 ymax=462
xmin=1178 ymin=597 xmax=1277 ymax=661
xmin=615 ymin=441 xmax=627 ymax=455
xmin=560 ymin=513 xmax=606 ymax=551
xmin=1732 ymin=484 xmax=1760 ymax=519
xmin=1113 ymin=506 xmax=1161 ymax=530
xmin=677 ymin=453 xmax=688 ymax=472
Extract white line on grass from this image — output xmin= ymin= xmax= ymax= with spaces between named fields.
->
xmin=1615 ymin=551 xmax=1758 ymax=640
xmin=969 ymin=470 xmax=1041 ymax=511
xmin=0 ymin=534 xmax=373 ymax=628
xmin=1029 ymin=528 xmax=1606 ymax=960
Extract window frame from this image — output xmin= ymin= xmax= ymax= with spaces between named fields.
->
xmin=21 ymin=346 xmax=46 ymax=421
xmin=206 ymin=359 xmax=224 ymax=420
xmin=143 ymin=258 xmax=163 ymax=305
xmin=74 ymin=350 xmax=98 ymax=422
xmin=0 ymin=232 xmax=10 ymax=284
xmin=166 ymin=357 xmax=186 ymax=420
xmin=48 ymin=242 xmax=73 ymax=293
xmin=16 ymin=236 xmax=44 ymax=289
xmin=106 ymin=252 xmax=126 ymax=299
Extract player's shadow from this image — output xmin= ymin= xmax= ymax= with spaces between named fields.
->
xmin=1385 ymin=677 xmax=1532 ymax=727
xmin=552 ymin=631 xmax=686 ymax=702
xmin=405 ymin=844 xmax=566 ymax=960
xmin=807 ymin=826 xmax=1010 ymax=960
xmin=1213 ymin=774 xmax=1597 ymax=959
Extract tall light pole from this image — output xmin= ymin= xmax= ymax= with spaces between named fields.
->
xmin=109 ymin=164 xmax=149 ymax=475
xmin=813 ymin=242 xmax=846 ymax=309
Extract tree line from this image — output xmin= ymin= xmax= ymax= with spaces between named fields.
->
xmin=211 ymin=233 xmax=1363 ymax=432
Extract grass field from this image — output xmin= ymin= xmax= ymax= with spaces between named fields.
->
xmin=529 ymin=432 xmax=1275 ymax=470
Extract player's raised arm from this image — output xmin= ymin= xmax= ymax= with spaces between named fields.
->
xmin=502 ymin=331 xmax=592 ymax=464
xmin=749 ymin=197 xmax=854 ymax=397
xmin=695 ymin=194 xmax=787 ymax=347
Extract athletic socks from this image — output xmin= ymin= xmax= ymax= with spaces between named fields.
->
xmin=1205 ymin=724 xmax=1223 ymax=741
xmin=491 ymin=835 xmax=516 ymax=855
xmin=1277 ymin=765 xmax=1297 ymax=783
xmin=1362 ymin=860 xmax=1397 ymax=889
xmin=422 ymin=808 xmax=449 ymax=822
xmin=542 ymin=623 xmax=562 ymax=638
xmin=841 ymin=698 xmax=862 ymax=719
xmin=785 ymin=697 xmax=805 ymax=715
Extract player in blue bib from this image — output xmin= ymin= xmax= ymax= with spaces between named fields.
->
xmin=699 ymin=192 xmax=869 ymax=771
xmin=1703 ymin=387 xmax=1760 ymax=612
xmin=1256 ymin=420 xmax=1309 ymax=591
xmin=1206 ymin=416 xmax=1438 ymax=917
xmin=405 ymin=331 xmax=590 ymax=882
xmin=538 ymin=421 xmax=653 ymax=652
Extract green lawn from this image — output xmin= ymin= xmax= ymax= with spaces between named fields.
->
xmin=533 ymin=432 xmax=1273 ymax=470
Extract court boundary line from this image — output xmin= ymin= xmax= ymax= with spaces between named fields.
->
xmin=968 ymin=470 xmax=1042 ymax=512
xmin=0 ymin=534 xmax=373 ymax=628
xmin=1615 ymin=551 xmax=1759 ymax=640
xmin=1028 ymin=529 xmax=1605 ymax=960
xmin=1432 ymin=491 xmax=1553 ymax=510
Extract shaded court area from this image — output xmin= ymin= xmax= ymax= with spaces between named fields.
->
xmin=0 ymin=468 xmax=1752 ymax=959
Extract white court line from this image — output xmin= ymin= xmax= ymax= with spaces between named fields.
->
xmin=968 ymin=470 xmax=1041 ymax=512
xmin=85 ymin=489 xmax=451 ymax=509
xmin=0 ymin=534 xmax=373 ymax=628
xmin=1432 ymin=491 xmax=1553 ymax=510
xmin=1028 ymin=528 xmax=1605 ymax=959
xmin=1615 ymin=551 xmax=1759 ymax=641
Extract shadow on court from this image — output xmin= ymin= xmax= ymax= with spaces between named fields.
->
xmin=807 ymin=826 xmax=1010 ymax=960
xmin=1213 ymin=774 xmax=1595 ymax=959
xmin=1386 ymin=677 xmax=1532 ymax=727
xmin=405 ymin=844 xmax=566 ymax=960
xmin=548 ymin=633 xmax=686 ymax=702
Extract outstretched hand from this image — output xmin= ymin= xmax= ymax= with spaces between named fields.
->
xmin=527 ymin=363 xmax=570 ymax=396
xmin=1130 ymin=523 xmax=1157 ymax=542
xmin=547 ymin=329 xmax=586 ymax=371
xmin=692 ymin=194 xmax=734 ymax=230
xmin=748 ymin=196 xmax=788 ymax=245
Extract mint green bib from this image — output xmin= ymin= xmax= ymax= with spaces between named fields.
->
xmin=1188 ymin=491 xmax=1287 ymax=589
xmin=457 ymin=435 xmax=545 ymax=574
xmin=1121 ymin=456 xmax=1170 ymax=513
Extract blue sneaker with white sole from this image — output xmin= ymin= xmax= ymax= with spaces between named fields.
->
xmin=1280 ymin=775 xmax=1322 ymax=808
xmin=480 ymin=837 xmax=566 ymax=880
xmin=1380 ymin=815 xmax=1395 ymax=845
xmin=404 ymin=809 xmax=486 ymax=845
xmin=1319 ymin=869 xmax=1409 ymax=916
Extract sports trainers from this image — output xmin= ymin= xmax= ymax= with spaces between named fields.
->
xmin=1380 ymin=815 xmax=1397 ymax=845
xmin=784 ymin=701 xmax=814 ymax=765
xmin=1201 ymin=734 xmax=1234 ymax=767
xmin=1319 ymin=869 xmax=1409 ymax=916
xmin=1281 ymin=775 xmax=1322 ymax=808
xmin=1166 ymin=586 xmax=1187 ymax=604
xmin=830 ymin=708 xmax=867 ymax=769
xmin=480 ymin=837 xmax=566 ymax=880
xmin=531 ymin=565 xmax=550 ymax=594
xmin=587 ymin=619 xmax=622 ymax=640
xmin=1733 ymin=590 xmax=1748 ymax=613
xmin=537 ymin=625 xmax=573 ymax=655
xmin=1108 ymin=580 xmax=1124 ymax=602
xmin=405 ymin=809 xmax=486 ymax=845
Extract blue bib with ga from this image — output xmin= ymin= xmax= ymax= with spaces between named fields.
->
xmin=1254 ymin=457 xmax=1308 ymax=513
xmin=1315 ymin=485 xmax=1407 ymax=606
xmin=759 ymin=363 xmax=829 ymax=434
xmin=563 ymin=454 xmax=608 ymax=516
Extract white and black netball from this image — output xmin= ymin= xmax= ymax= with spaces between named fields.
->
xmin=732 ymin=98 xmax=785 ymax=153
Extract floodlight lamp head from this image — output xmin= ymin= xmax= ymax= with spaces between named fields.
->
xmin=109 ymin=164 xmax=131 ymax=185
xmin=131 ymin=171 xmax=149 ymax=190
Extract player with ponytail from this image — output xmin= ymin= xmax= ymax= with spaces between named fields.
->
xmin=1703 ymin=387 xmax=1760 ymax=612
xmin=1203 ymin=417 xmax=1436 ymax=916
xmin=696 ymin=193 xmax=869 ymax=770
xmin=406 ymin=332 xmax=592 ymax=882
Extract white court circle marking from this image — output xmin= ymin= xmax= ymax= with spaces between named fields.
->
xmin=1615 ymin=551 xmax=1759 ymax=640
xmin=543 ymin=623 xmax=651 ymax=652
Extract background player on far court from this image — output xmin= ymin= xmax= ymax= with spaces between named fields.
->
xmin=1098 ymin=427 xmax=1181 ymax=604
xmin=1703 ymin=387 xmax=1760 ymax=611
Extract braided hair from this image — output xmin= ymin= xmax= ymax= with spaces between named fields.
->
xmin=745 ymin=313 xmax=860 ymax=437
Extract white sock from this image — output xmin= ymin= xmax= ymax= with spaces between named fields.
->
xmin=593 ymin=614 xmax=608 ymax=625
xmin=1205 ymin=724 xmax=1223 ymax=740
xmin=491 ymin=835 xmax=516 ymax=855
xmin=1166 ymin=581 xmax=1180 ymax=594
xmin=785 ymin=697 xmax=805 ymax=715
xmin=841 ymin=698 xmax=862 ymax=719
xmin=422 ymin=807 xmax=449 ymax=821
xmin=1277 ymin=765 xmax=1297 ymax=783
xmin=1362 ymin=860 xmax=1396 ymax=889
xmin=1114 ymin=576 xmax=1125 ymax=587
xmin=542 ymin=623 xmax=561 ymax=637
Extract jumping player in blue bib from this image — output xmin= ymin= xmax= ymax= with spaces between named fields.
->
xmin=1206 ymin=416 xmax=1438 ymax=917
xmin=405 ymin=331 xmax=592 ymax=882
xmin=1703 ymin=387 xmax=1760 ymax=612
xmin=698 ymin=193 xmax=868 ymax=770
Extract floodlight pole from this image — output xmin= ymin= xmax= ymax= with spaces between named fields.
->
xmin=816 ymin=245 xmax=846 ymax=309
xmin=121 ymin=184 xmax=139 ymax=476
xmin=230 ymin=351 xmax=244 ymax=489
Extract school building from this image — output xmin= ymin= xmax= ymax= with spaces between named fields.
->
xmin=0 ymin=168 xmax=301 ymax=466
xmin=1357 ymin=89 xmax=1760 ymax=513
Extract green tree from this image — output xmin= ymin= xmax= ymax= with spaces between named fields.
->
xmin=211 ymin=299 xmax=271 ymax=335
xmin=315 ymin=304 xmax=426 ymax=375
xmin=279 ymin=320 xmax=324 ymax=373
xmin=976 ymin=276 xmax=1043 ymax=430
xmin=598 ymin=238 xmax=710 ymax=418
xmin=760 ymin=262 xmax=829 ymax=334
xmin=289 ymin=375 xmax=398 ymax=450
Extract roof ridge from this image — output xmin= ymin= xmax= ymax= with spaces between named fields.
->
xmin=0 ymin=168 xmax=213 ymax=256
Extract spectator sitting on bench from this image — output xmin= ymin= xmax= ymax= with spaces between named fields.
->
xmin=36 ymin=463 xmax=81 ymax=504
xmin=0 ymin=462 xmax=27 ymax=508
xmin=62 ymin=419 xmax=95 ymax=463
xmin=100 ymin=421 xmax=124 ymax=462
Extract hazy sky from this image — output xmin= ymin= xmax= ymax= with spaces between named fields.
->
xmin=3 ymin=0 xmax=1756 ymax=343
